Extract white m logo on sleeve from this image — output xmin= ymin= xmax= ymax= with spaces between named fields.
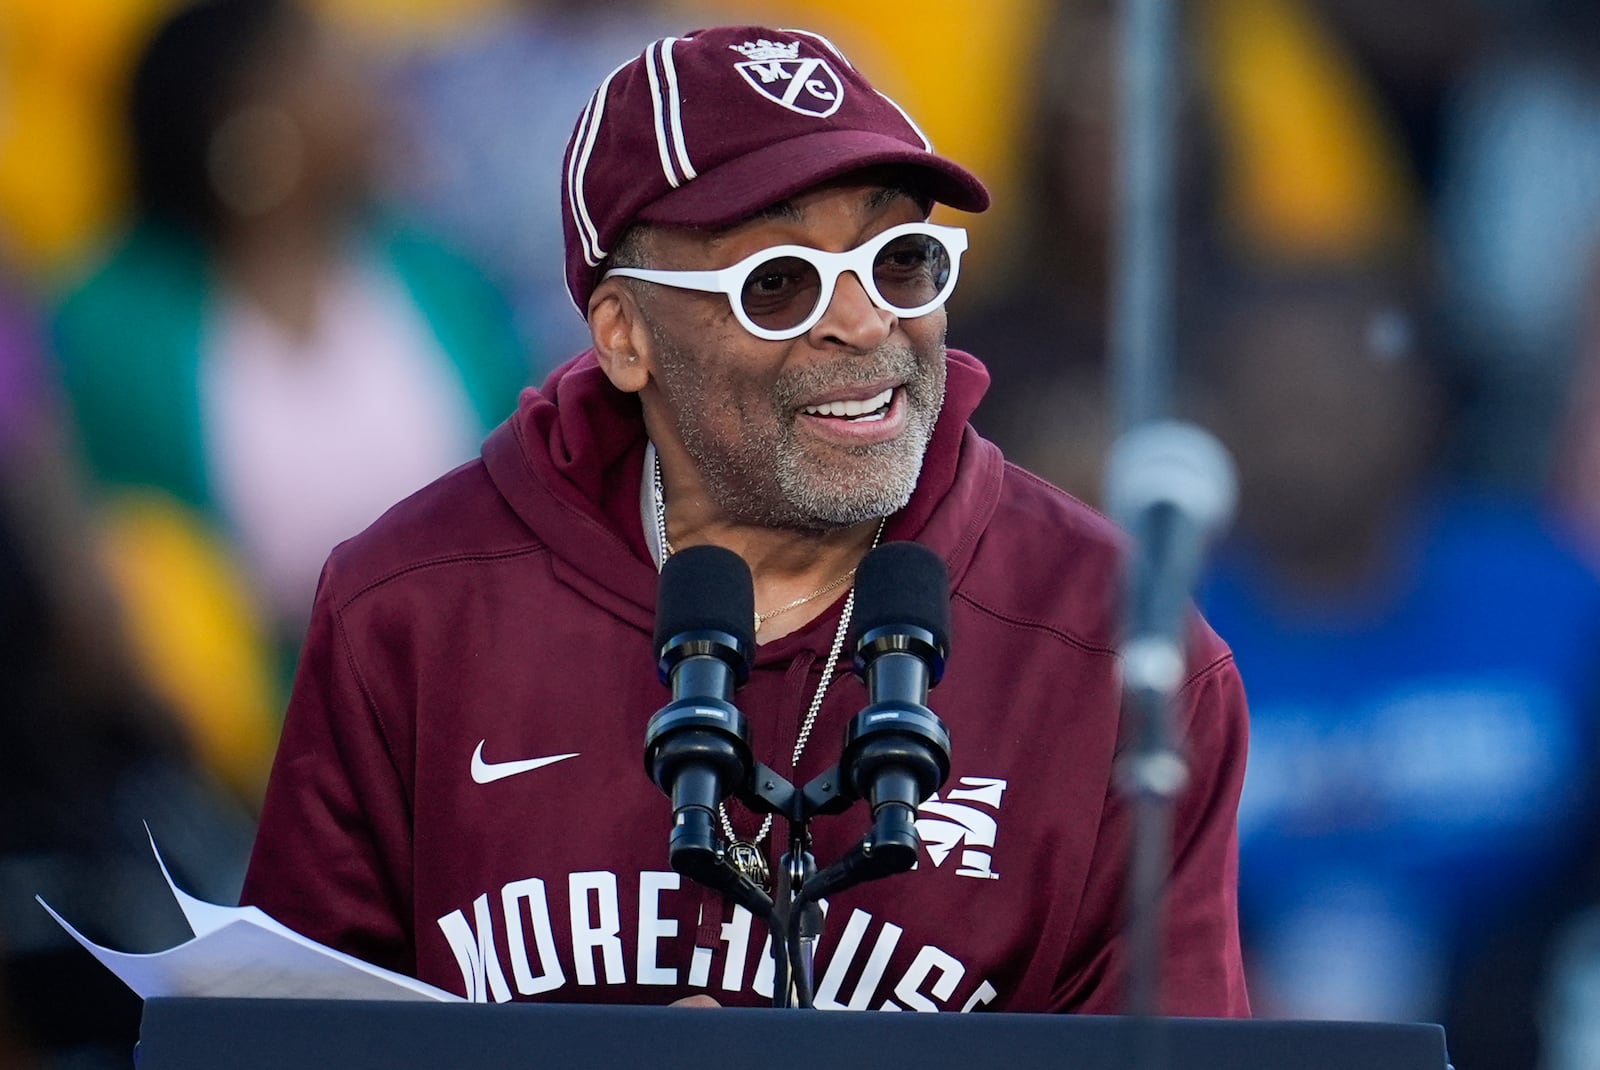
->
xmin=915 ymin=777 xmax=1008 ymax=881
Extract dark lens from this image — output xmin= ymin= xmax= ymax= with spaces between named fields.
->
xmin=740 ymin=256 xmax=822 ymax=331
xmin=873 ymin=233 xmax=950 ymax=311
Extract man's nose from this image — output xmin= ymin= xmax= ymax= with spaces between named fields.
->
xmin=808 ymin=269 xmax=895 ymax=351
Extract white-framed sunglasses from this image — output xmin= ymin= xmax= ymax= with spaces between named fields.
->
xmin=602 ymin=221 xmax=968 ymax=341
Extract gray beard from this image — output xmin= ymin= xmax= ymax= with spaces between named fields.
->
xmin=651 ymin=328 xmax=947 ymax=532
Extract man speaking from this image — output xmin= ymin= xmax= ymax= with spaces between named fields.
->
xmin=241 ymin=24 xmax=1250 ymax=1015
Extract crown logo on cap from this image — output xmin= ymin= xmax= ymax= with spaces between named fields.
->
xmin=728 ymin=38 xmax=800 ymax=62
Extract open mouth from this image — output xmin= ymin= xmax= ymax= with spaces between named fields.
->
xmin=799 ymin=387 xmax=895 ymax=422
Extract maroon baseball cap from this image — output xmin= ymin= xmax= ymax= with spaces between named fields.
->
xmin=561 ymin=26 xmax=990 ymax=315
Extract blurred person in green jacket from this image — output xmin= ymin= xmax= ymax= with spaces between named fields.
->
xmin=51 ymin=0 xmax=529 ymax=756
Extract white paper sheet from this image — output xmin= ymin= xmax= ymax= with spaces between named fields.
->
xmin=37 ymin=835 xmax=461 ymax=1003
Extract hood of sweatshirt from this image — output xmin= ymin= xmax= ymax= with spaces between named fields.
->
xmin=480 ymin=348 xmax=1005 ymax=662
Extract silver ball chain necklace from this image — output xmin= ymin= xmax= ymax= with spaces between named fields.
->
xmin=650 ymin=448 xmax=884 ymax=889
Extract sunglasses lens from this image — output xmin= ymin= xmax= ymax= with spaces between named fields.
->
xmin=873 ymin=232 xmax=952 ymax=312
xmin=740 ymin=256 xmax=823 ymax=332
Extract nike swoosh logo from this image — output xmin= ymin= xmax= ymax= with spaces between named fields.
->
xmin=470 ymin=741 xmax=579 ymax=784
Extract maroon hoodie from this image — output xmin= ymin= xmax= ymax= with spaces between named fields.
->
xmin=241 ymin=349 xmax=1250 ymax=1015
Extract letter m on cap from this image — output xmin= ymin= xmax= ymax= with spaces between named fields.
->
xmin=734 ymin=58 xmax=844 ymax=118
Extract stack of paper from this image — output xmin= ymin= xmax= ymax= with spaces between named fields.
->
xmin=38 ymin=831 xmax=460 ymax=1003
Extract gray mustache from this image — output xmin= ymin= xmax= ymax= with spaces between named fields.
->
xmin=773 ymin=345 xmax=932 ymax=408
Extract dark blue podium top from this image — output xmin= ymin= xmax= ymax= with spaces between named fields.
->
xmin=138 ymin=998 xmax=1450 ymax=1070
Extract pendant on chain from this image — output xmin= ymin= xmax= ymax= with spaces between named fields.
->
xmin=724 ymin=840 xmax=771 ymax=891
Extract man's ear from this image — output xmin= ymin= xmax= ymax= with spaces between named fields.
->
xmin=588 ymin=278 xmax=653 ymax=394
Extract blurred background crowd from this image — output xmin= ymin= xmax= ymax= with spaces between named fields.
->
xmin=1 ymin=0 xmax=1598 ymax=1066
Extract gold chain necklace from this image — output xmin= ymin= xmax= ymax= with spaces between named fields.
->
xmin=753 ymin=566 xmax=859 ymax=633
xmin=649 ymin=448 xmax=885 ymax=888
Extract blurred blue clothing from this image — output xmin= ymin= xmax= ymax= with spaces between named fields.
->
xmin=1201 ymin=489 xmax=1600 ymax=1020
xmin=1436 ymin=45 xmax=1600 ymax=488
xmin=385 ymin=6 xmax=677 ymax=369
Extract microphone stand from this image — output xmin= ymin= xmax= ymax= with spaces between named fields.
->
xmin=650 ymin=752 xmax=869 ymax=1011
xmin=738 ymin=752 xmax=926 ymax=1010
xmin=1108 ymin=0 xmax=1200 ymax=1056
xmin=776 ymin=830 xmax=819 ymax=1007
xmin=662 ymin=776 xmax=932 ymax=1009
xmin=1107 ymin=422 xmax=1236 ymax=1044
xmin=1117 ymin=671 xmax=1188 ymax=1068
xmin=739 ymin=760 xmax=849 ymax=1009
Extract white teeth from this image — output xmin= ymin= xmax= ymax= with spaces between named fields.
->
xmin=801 ymin=387 xmax=894 ymax=419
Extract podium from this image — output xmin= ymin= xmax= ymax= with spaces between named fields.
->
xmin=138 ymin=998 xmax=1450 ymax=1069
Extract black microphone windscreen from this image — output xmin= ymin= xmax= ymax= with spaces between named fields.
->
xmin=653 ymin=545 xmax=756 ymax=655
xmin=852 ymin=542 xmax=951 ymax=651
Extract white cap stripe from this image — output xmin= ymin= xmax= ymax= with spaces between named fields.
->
xmin=781 ymin=28 xmax=853 ymax=68
xmin=778 ymin=28 xmax=927 ymax=148
xmin=571 ymin=58 xmax=630 ymax=266
xmin=876 ymin=89 xmax=933 ymax=151
xmin=645 ymin=39 xmax=681 ymax=189
xmin=566 ymin=93 xmax=598 ymax=263
xmin=661 ymin=37 xmax=696 ymax=181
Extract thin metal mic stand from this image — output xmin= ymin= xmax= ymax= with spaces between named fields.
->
xmin=1107 ymin=0 xmax=1244 ymax=1057
xmin=1109 ymin=0 xmax=1181 ymax=1062
xmin=1111 ymin=0 xmax=1180 ymax=440
xmin=1118 ymin=679 xmax=1187 ymax=1067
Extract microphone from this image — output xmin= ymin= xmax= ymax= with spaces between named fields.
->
xmin=1104 ymin=422 xmax=1236 ymax=1020
xmin=841 ymin=541 xmax=953 ymax=873
xmin=644 ymin=545 xmax=757 ymax=885
xmin=1105 ymin=420 xmax=1237 ymax=704
xmin=785 ymin=542 xmax=954 ymax=1009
